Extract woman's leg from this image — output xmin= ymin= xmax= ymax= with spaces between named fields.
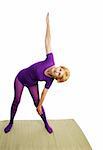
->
xmin=4 ymin=77 xmax=24 ymax=133
xmin=28 ymin=84 xmax=53 ymax=134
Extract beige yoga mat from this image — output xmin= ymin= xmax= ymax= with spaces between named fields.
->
xmin=0 ymin=119 xmax=92 ymax=150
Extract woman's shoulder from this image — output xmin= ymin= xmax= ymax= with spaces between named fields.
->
xmin=45 ymin=52 xmax=55 ymax=65
xmin=46 ymin=52 xmax=54 ymax=59
xmin=46 ymin=52 xmax=53 ymax=56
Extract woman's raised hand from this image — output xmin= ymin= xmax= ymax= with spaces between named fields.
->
xmin=46 ymin=12 xmax=49 ymax=24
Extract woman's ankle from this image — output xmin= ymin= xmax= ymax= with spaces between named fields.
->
xmin=10 ymin=120 xmax=13 ymax=124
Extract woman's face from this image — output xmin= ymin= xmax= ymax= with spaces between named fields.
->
xmin=51 ymin=66 xmax=65 ymax=79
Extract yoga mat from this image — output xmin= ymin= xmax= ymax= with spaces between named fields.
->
xmin=0 ymin=119 xmax=92 ymax=150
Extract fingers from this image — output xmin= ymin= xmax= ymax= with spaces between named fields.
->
xmin=46 ymin=12 xmax=49 ymax=20
xmin=47 ymin=12 xmax=49 ymax=17
xmin=36 ymin=107 xmax=42 ymax=115
xmin=46 ymin=12 xmax=50 ymax=24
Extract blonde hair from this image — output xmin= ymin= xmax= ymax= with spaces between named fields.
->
xmin=56 ymin=66 xmax=70 ymax=83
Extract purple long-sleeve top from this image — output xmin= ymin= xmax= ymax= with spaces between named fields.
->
xmin=17 ymin=52 xmax=55 ymax=89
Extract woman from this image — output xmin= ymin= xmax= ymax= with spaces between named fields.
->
xmin=4 ymin=13 xmax=70 ymax=134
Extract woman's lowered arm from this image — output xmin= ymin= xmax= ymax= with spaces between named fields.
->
xmin=38 ymin=88 xmax=48 ymax=106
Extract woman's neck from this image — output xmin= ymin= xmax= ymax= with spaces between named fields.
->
xmin=47 ymin=68 xmax=53 ymax=77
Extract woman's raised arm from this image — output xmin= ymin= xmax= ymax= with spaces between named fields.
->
xmin=45 ymin=13 xmax=52 ymax=55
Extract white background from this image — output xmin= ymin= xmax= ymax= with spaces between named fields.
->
xmin=0 ymin=0 xmax=103 ymax=149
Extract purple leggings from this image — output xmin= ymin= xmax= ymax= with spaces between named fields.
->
xmin=10 ymin=77 xmax=40 ymax=122
xmin=4 ymin=77 xmax=53 ymax=134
